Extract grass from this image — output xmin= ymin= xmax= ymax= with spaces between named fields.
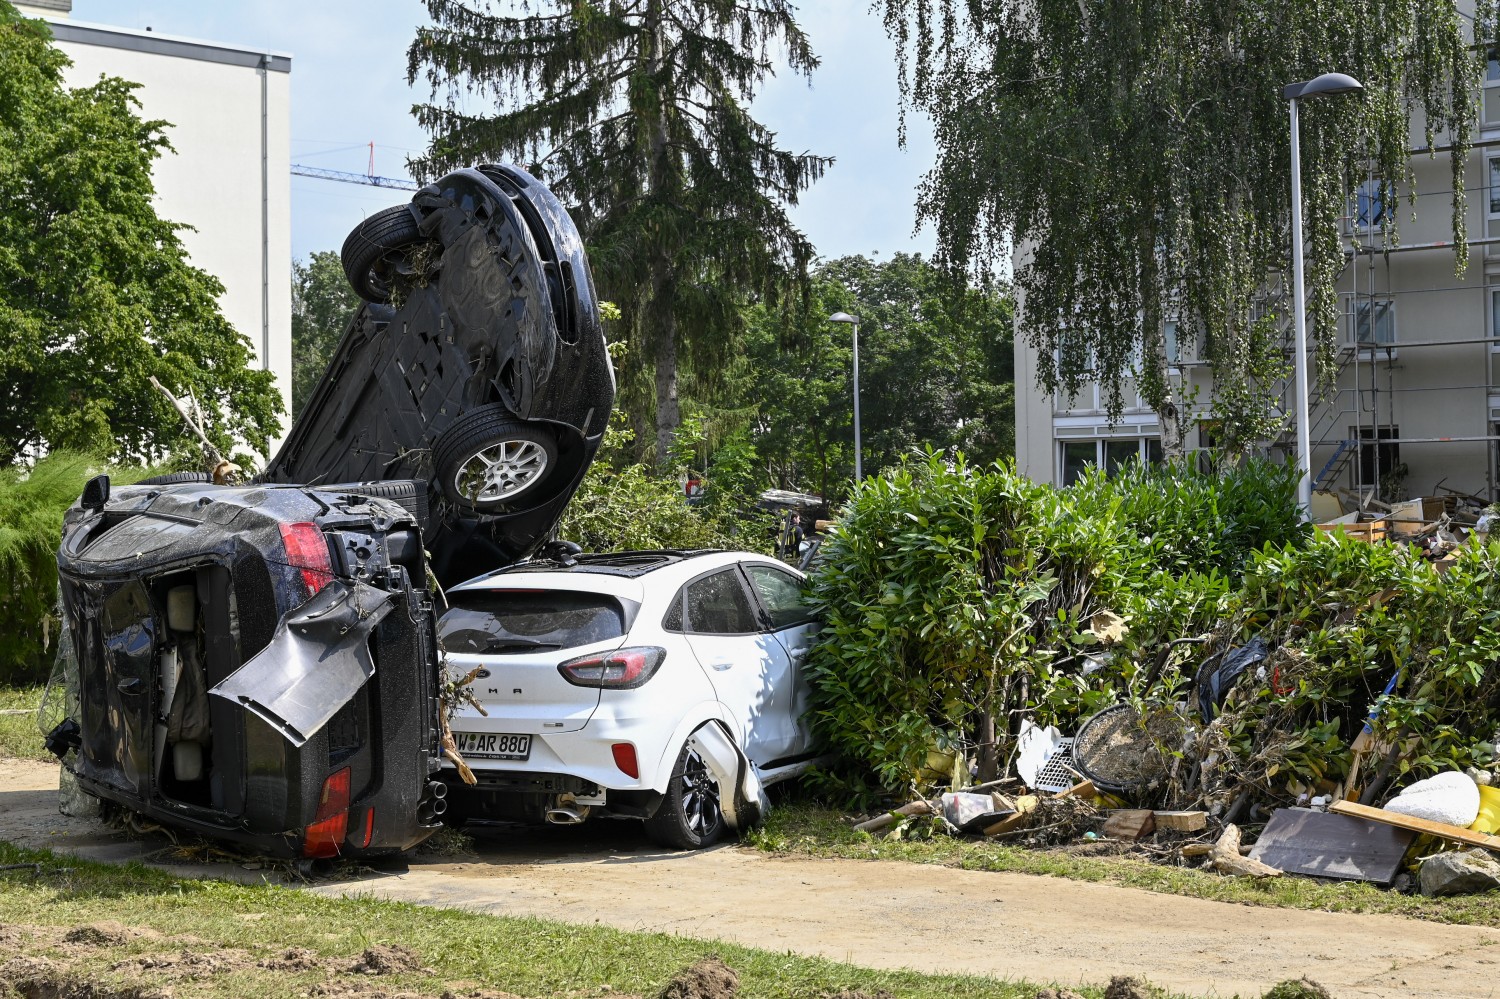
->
xmin=0 ymin=684 xmax=47 ymax=761
xmin=0 ymin=841 xmax=1206 ymax=999
xmin=748 ymin=802 xmax=1500 ymax=927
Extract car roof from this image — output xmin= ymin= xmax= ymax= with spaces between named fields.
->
xmin=448 ymin=549 xmax=800 ymax=596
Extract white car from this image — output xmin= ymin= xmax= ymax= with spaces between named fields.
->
xmin=436 ymin=549 xmax=822 ymax=848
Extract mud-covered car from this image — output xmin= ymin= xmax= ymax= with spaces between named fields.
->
xmin=46 ymin=164 xmax=615 ymax=858
xmin=51 ymin=476 xmax=444 ymax=858
xmin=263 ymin=163 xmax=615 ymax=587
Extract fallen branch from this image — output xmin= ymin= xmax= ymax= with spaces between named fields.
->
xmin=1210 ymin=823 xmax=1281 ymax=878
xmin=853 ymin=800 xmax=931 ymax=834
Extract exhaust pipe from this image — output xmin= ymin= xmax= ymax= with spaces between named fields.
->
xmin=544 ymin=805 xmax=589 ymax=825
xmin=431 ymin=796 xmax=447 ymax=816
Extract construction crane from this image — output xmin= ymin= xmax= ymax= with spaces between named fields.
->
xmin=290 ymin=164 xmax=418 ymax=191
xmin=290 ymin=141 xmax=419 ymax=191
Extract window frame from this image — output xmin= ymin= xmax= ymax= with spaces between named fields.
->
xmin=743 ymin=562 xmax=814 ymax=631
xmin=663 ymin=565 xmax=764 ymax=637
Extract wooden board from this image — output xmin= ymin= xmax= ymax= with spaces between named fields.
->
xmin=1329 ymin=799 xmax=1500 ymax=851
xmin=1102 ymin=809 xmax=1156 ymax=840
xmin=1153 ymin=810 xmax=1207 ymax=832
xmin=1248 ymin=808 xmax=1414 ymax=885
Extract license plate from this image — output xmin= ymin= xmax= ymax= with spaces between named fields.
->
xmin=455 ymin=732 xmax=532 ymax=761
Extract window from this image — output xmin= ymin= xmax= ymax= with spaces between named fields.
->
xmin=1487 ymin=61 xmax=1500 ymax=126
xmin=1351 ymin=299 xmax=1396 ymax=347
xmin=1353 ymin=180 xmax=1394 ymax=230
xmin=1164 ymin=321 xmax=1181 ymax=365
xmin=1490 ymin=158 xmax=1500 ymax=216
xmin=1058 ymin=438 xmax=1162 ymax=486
xmin=682 ymin=569 xmax=759 ymax=635
xmin=1490 ymin=289 xmax=1500 ymax=350
xmin=1357 ymin=427 xmax=1399 ymax=489
xmin=745 ymin=564 xmax=811 ymax=630
xmin=439 ymin=591 xmax=626 ymax=654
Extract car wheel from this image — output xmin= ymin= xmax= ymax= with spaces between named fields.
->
xmin=341 ymin=205 xmax=427 ymax=303
xmin=643 ymin=743 xmax=726 ymax=850
xmin=137 ymin=471 xmax=212 ymax=486
xmin=433 ymin=405 xmax=560 ymax=511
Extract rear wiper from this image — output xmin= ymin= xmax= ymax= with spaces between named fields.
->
xmin=481 ymin=639 xmax=563 ymax=653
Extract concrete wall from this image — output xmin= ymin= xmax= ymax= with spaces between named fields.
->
xmin=19 ymin=6 xmax=293 ymax=460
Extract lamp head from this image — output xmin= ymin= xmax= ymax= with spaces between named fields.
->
xmin=829 ymin=311 xmax=859 ymax=325
xmin=1283 ymin=72 xmax=1364 ymax=101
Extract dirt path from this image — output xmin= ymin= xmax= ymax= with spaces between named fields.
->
xmin=4 ymin=757 xmax=1499 ymax=999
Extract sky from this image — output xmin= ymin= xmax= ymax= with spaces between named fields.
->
xmin=69 ymin=0 xmax=939 ymax=267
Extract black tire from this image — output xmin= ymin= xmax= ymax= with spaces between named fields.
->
xmin=341 ymin=205 xmax=427 ymax=303
xmin=138 ymin=471 xmax=212 ymax=486
xmin=643 ymin=742 xmax=726 ymax=850
xmin=432 ymin=405 xmax=560 ymax=511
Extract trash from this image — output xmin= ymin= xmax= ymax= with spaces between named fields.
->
xmin=1328 ymin=799 xmax=1500 ymax=851
xmin=1472 ymin=784 xmax=1500 ymax=833
xmin=1418 ymin=848 xmax=1500 ymax=897
xmin=1071 ymin=701 xmax=1186 ymax=794
xmin=941 ymin=792 xmax=1004 ymax=831
xmin=852 ymin=800 xmax=931 ymax=835
xmin=1100 ymin=809 xmax=1155 ymax=840
xmin=1194 ymin=637 xmax=1269 ymax=722
xmin=1015 ymin=720 xmax=1066 ymax=788
xmin=1383 ymin=770 xmax=1481 ymax=828
xmin=1087 ymin=609 xmax=1128 ymax=644
xmin=1209 ymin=823 xmax=1282 ymax=878
xmin=1151 ymin=810 xmax=1206 ymax=832
xmin=1247 ymin=807 xmax=1413 ymax=885
xmin=982 ymin=795 xmax=1039 ymax=836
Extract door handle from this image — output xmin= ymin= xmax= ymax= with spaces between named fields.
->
xmin=117 ymin=677 xmax=144 ymax=695
xmin=788 ymin=647 xmax=809 ymax=657
xmin=708 ymin=659 xmax=734 ymax=671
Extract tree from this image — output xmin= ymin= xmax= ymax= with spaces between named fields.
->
xmin=291 ymin=251 xmax=360 ymax=418
xmin=736 ymin=253 xmax=1014 ymax=498
xmin=0 ymin=6 xmax=284 ymax=467
xmin=879 ymin=0 xmax=1490 ymax=455
xmin=408 ymin=0 xmax=831 ymax=463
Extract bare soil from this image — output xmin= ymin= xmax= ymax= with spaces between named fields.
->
xmin=4 ymin=758 xmax=1500 ymax=998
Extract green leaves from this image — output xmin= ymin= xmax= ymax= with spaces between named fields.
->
xmin=0 ymin=7 xmax=283 ymax=466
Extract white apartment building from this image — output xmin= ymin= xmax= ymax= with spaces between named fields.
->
xmin=1014 ymin=52 xmax=1500 ymax=504
xmin=16 ymin=0 xmax=293 ymax=458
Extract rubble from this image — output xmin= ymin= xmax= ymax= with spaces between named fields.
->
xmin=1418 ymin=849 xmax=1500 ymax=896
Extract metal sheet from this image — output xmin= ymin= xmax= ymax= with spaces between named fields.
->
xmin=210 ymin=580 xmax=394 ymax=746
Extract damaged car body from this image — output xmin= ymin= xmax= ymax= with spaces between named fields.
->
xmin=54 ymin=478 xmax=444 ymax=858
xmin=48 ymin=163 xmax=615 ymax=858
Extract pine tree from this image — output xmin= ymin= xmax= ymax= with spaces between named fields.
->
xmin=409 ymin=0 xmax=832 ymax=462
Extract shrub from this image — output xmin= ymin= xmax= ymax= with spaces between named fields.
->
xmin=805 ymin=452 xmax=1300 ymax=794
xmin=0 ymin=453 xmax=154 ymax=685
xmin=560 ymin=461 xmax=773 ymax=555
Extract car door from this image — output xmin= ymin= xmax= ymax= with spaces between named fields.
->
xmin=676 ymin=566 xmax=797 ymax=766
xmin=742 ymin=562 xmax=819 ymax=758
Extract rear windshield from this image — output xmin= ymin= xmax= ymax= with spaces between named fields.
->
xmin=439 ymin=590 xmax=628 ymax=654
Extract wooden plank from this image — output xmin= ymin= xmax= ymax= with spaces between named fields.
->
xmin=1153 ymin=810 xmax=1207 ymax=832
xmin=853 ymin=800 xmax=930 ymax=834
xmin=1249 ymin=808 xmax=1413 ymax=885
xmin=1055 ymin=780 xmax=1096 ymax=800
xmin=1102 ymin=809 xmax=1156 ymax=840
xmin=1329 ymin=799 xmax=1500 ymax=851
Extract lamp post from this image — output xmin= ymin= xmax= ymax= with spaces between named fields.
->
xmin=829 ymin=311 xmax=862 ymax=480
xmin=1284 ymin=71 xmax=1364 ymax=517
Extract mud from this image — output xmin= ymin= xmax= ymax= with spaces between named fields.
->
xmin=350 ymin=945 xmax=427 ymax=976
xmin=1103 ymin=976 xmax=1157 ymax=999
xmin=658 ymin=956 xmax=737 ymax=999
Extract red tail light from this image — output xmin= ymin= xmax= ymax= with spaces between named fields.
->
xmin=611 ymin=743 xmax=639 ymax=778
xmin=279 ymin=522 xmax=334 ymax=596
xmin=302 ymin=766 xmax=351 ymax=858
xmin=558 ymin=647 xmax=665 ymax=689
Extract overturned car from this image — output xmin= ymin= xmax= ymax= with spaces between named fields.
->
xmin=48 ymin=164 xmax=615 ymax=858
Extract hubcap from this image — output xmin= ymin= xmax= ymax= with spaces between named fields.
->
xmin=680 ymin=750 xmax=721 ymax=837
xmin=454 ymin=438 xmax=549 ymax=504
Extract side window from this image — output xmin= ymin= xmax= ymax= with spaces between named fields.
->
xmin=683 ymin=569 xmax=758 ymax=635
xmin=745 ymin=564 xmax=811 ymax=630
xmin=663 ymin=591 xmax=684 ymax=631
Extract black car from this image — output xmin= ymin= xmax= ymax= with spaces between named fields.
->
xmin=52 ymin=477 xmax=443 ymax=858
xmin=47 ymin=164 xmax=615 ymax=858
xmin=263 ymin=163 xmax=615 ymax=587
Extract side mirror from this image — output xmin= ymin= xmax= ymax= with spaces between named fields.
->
xmin=81 ymin=474 xmax=111 ymax=512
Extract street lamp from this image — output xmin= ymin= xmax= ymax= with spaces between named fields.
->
xmin=1284 ymin=71 xmax=1364 ymax=517
xmin=829 ymin=311 xmax=862 ymax=480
